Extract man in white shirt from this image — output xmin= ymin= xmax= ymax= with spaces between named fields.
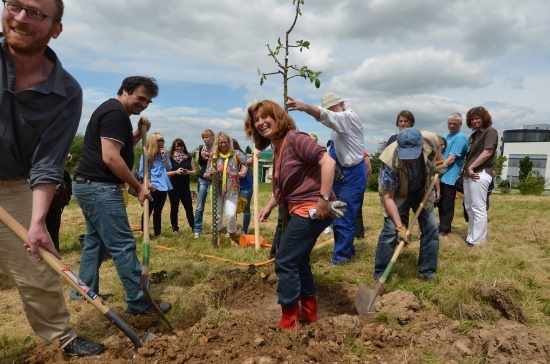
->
xmin=287 ymin=93 xmax=366 ymax=264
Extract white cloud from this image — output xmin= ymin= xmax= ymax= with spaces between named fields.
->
xmin=329 ymin=49 xmax=491 ymax=97
xmin=227 ymin=108 xmax=246 ymax=118
xmin=56 ymin=0 xmax=549 ymax=154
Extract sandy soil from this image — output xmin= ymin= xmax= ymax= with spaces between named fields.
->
xmin=21 ymin=268 xmax=550 ymax=363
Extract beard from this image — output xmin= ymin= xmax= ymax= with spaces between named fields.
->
xmin=2 ymin=19 xmax=55 ymax=56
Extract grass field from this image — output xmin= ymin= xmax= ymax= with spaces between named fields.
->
xmin=1 ymin=184 xmax=550 ymax=361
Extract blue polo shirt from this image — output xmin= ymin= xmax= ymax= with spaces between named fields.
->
xmin=441 ymin=132 xmax=469 ymax=185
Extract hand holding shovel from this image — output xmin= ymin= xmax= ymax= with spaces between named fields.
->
xmin=0 ymin=206 xmax=144 ymax=353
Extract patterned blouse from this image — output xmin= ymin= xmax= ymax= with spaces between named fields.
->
xmin=206 ymin=150 xmax=249 ymax=197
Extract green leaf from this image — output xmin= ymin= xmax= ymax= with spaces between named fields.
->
xmin=257 ymin=68 xmax=261 ymax=75
xmin=315 ymin=78 xmax=321 ymax=88
xmin=260 ymin=78 xmax=264 ymax=86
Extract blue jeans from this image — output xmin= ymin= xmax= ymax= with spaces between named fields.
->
xmin=331 ymin=160 xmax=366 ymax=264
xmin=239 ymin=188 xmax=253 ymax=233
xmin=193 ymin=178 xmax=210 ymax=234
xmin=374 ymin=195 xmax=439 ymax=279
xmin=275 ymin=214 xmax=332 ymax=307
xmin=72 ymin=181 xmax=151 ymax=313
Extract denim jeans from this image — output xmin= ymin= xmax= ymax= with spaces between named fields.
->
xmin=275 ymin=214 xmax=332 ymax=307
xmin=374 ymin=194 xmax=439 ymax=280
xmin=239 ymin=188 xmax=253 ymax=233
xmin=72 ymin=181 xmax=151 ymax=313
xmin=331 ymin=160 xmax=366 ymax=264
xmin=193 ymin=178 xmax=210 ymax=234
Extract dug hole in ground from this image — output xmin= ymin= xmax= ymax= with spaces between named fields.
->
xmin=17 ymin=265 xmax=550 ymax=364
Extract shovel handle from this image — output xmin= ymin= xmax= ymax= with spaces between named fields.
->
xmin=139 ymin=126 xmax=174 ymax=331
xmin=0 ymin=206 xmax=143 ymax=350
xmin=140 ymin=124 xmax=150 ymax=266
xmin=378 ymin=173 xmax=440 ymax=284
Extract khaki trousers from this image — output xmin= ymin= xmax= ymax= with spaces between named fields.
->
xmin=0 ymin=179 xmax=76 ymax=346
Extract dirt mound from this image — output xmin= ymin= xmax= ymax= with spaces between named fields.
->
xmin=21 ymin=271 xmax=550 ymax=363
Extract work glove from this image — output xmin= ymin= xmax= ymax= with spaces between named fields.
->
xmin=396 ymin=225 xmax=410 ymax=245
xmin=434 ymin=160 xmax=447 ymax=175
xmin=328 ymin=201 xmax=347 ymax=219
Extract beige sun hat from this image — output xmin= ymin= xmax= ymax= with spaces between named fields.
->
xmin=321 ymin=92 xmax=344 ymax=109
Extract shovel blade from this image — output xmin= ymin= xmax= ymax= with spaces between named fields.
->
xmin=142 ymin=331 xmax=156 ymax=343
xmin=355 ymin=282 xmax=383 ymax=316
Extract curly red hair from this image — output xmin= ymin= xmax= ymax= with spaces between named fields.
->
xmin=244 ymin=100 xmax=296 ymax=151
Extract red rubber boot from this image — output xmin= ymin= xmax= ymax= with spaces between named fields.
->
xmin=299 ymin=296 xmax=318 ymax=323
xmin=278 ymin=304 xmax=300 ymax=330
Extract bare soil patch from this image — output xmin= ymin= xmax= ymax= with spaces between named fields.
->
xmin=20 ymin=268 xmax=550 ymax=363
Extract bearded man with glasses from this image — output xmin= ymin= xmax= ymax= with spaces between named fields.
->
xmin=0 ymin=0 xmax=104 ymax=356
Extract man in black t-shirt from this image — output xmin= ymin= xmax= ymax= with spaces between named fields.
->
xmin=71 ymin=76 xmax=171 ymax=316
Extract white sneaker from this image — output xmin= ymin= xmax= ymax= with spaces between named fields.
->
xmin=194 ymin=232 xmax=200 ymax=239
xmin=172 ymin=230 xmax=179 ymax=236
xmin=324 ymin=227 xmax=333 ymax=234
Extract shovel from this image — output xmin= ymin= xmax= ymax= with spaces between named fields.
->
xmin=139 ymin=125 xmax=174 ymax=330
xmin=356 ymin=173 xmax=440 ymax=316
xmin=0 ymin=206 xmax=147 ymax=354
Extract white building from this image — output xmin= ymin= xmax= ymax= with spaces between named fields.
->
xmin=500 ymin=124 xmax=550 ymax=185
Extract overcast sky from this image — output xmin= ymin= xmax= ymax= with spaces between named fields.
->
xmin=53 ymin=0 xmax=550 ymax=154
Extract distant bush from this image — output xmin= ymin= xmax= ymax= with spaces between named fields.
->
xmin=498 ymin=179 xmax=511 ymax=194
xmin=367 ymin=173 xmax=379 ymax=192
xmin=517 ymin=171 xmax=547 ymax=195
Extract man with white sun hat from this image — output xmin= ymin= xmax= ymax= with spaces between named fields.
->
xmin=287 ymin=93 xmax=366 ymax=265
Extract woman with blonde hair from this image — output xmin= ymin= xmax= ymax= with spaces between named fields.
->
xmin=204 ymin=132 xmax=250 ymax=246
xmin=138 ymin=132 xmax=172 ymax=237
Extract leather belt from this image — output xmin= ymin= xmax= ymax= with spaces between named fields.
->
xmin=73 ymin=176 xmax=91 ymax=184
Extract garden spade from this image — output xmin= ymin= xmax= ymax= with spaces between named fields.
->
xmin=356 ymin=173 xmax=440 ymax=316
xmin=0 ymin=206 xmax=147 ymax=354
xmin=139 ymin=125 xmax=174 ymax=330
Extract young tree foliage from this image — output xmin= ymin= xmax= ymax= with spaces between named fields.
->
xmin=258 ymin=0 xmax=321 ymax=110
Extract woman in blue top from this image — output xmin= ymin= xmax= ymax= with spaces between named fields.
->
xmin=139 ymin=132 xmax=173 ymax=237
xmin=233 ymin=139 xmax=253 ymax=234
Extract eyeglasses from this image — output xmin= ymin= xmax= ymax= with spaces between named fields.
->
xmin=2 ymin=0 xmax=60 ymax=21
xmin=175 ymin=144 xmax=183 ymax=148
xmin=157 ymin=139 xmax=165 ymax=142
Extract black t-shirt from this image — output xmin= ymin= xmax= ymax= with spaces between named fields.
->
xmin=169 ymin=156 xmax=193 ymax=187
xmin=75 ymin=98 xmax=134 ymax=183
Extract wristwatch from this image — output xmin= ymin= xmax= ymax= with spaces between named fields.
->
xmin=319 ymin=194 xmax=330 ymax=201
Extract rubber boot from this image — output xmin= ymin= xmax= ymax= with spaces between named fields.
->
xmin=278 ymin=304 xmax=300 ymax=330
xmin=299 ymin=296 xmax=318 ymax=323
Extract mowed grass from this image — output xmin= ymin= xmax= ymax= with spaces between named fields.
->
xmin=1 ymin=184 xmax=549 ymax=361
